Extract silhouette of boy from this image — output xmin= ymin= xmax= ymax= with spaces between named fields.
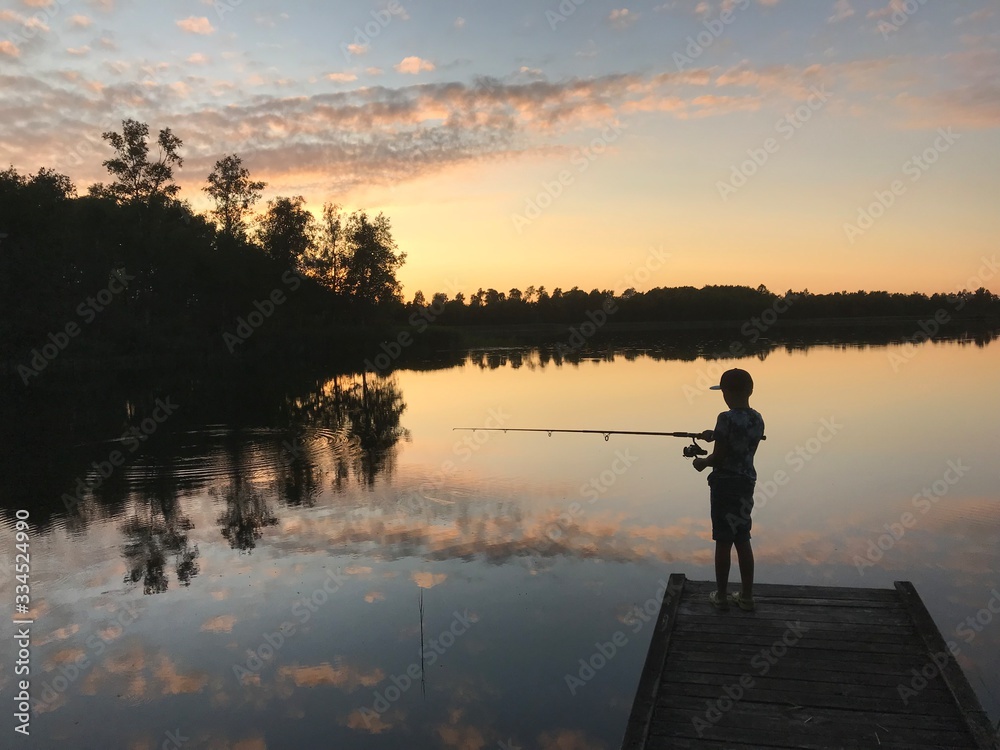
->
xmin=692 ymin=368 xmax=765 ymax=611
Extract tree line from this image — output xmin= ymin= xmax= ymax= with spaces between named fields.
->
xmin=0 ymin=119 xmax=406 ymax=368
xmin=1 ymin=118 xmax=997 ymax=376
xmin=400 ymin=284 xmax=999 ymax=327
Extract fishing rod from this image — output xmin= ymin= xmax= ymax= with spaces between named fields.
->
xmin=452 ymin=427 xmax=766 ymax=457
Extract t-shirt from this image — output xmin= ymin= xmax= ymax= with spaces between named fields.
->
xmin=708 ymin=407 xmax=765 ymax=483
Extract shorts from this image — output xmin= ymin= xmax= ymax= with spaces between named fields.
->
xmin=709 ymin=476 xmax=755 ymax=543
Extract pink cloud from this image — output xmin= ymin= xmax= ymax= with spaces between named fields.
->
xmin=176 ymin=16 xmax=215 ymax=35
xmin=608 ymin=8 xmax=639 ymax=29
xmin=395 ymin=56 xmax=435 ymax=75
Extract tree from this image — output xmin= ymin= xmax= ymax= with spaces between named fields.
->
xmin=100 ymin=119 xmax=183 ymax=205
xmin=341 ymin=211 xmax=406 ymax=307
xmin=204 ymin=154 xmax=265 ymax=242
xmin=303 ymin=202 xmax=345 ymax=292
xmin=256 ymin=196 xmax=315 ymax=268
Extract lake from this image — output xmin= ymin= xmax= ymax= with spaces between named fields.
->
xmin=1 ymin=329 xmax=998 ymax=749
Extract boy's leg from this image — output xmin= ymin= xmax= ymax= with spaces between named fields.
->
xmin=715 ymin=540 xmax=733 ymax=597
xmin=734 ymin=539 xmax=754 ymax=599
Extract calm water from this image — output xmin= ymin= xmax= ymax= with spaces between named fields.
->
xmin=1 ymin=333 xmax=999 ymax=749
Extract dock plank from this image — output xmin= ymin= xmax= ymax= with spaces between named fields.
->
xmin=621 ymin=575 xmax=999 ymax=749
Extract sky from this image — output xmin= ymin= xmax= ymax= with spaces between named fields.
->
xmin=1 ymin=0 xmax=998 ymax=299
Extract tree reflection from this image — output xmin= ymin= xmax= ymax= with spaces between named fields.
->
xmin=280 ymin=372 xmax=408 ymax=491
xmin=120 ymin=492 xmax=199 ymax=595
xmin=217 ymin=479 xmax=278 ymax=552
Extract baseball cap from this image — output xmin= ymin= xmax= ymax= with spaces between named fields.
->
xmin=710 ymin=368 xmax=753 ymax=393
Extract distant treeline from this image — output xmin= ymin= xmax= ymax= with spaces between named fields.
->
xmin=398 ymin=284 xmax=999 ymax=328
xmin=1 ymin=119 xmax=998 ymax=380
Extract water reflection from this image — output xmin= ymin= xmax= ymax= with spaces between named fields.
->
xmin=2 ymin=332 xmax=999 ymax=749
xmin=120 ymin=492 xmax=199 ymax=594
xmin=216 ymin=478 xmax=279 ymax=553
xmin=282 ymin=372 xmax=409 ymax=488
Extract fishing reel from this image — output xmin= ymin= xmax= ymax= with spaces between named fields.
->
xmin=682 ymin=441 xmax=708 ymax=459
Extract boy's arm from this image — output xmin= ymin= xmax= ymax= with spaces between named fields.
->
xmin=693 ymin=437 xmax=729 ymax=471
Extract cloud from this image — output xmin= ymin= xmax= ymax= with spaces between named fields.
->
xmin=395 ymin=56 xmax=435 ymax=75
xmin=200 ymin=614 xmax=236 ymax=632
xmin=608 ymin=8 xmax=638 ymax=28
xmin=68 ymin=14 xmax=93 ymax=28
xmin=176 ymin=16 xmax=215 ymax=35
xmin=186 ymin=52 xmax=209 ymax=65
xmin=156 ymin=655 xmax=209 ymax=695
xmin=346 ymin=43 xmax=368 ymax=56
xmin=411 ymin=571 xmax=447 ymax=588
xmin=827 ymin=0 xmax=854 ymax=23
xmin=867 ymin=0 xmax=905 ymax=20
xmin=23 ymin=15 xmax=50 ymax=33
xmin=454 ymin=17 xmax=465 ymax=30
xmin=0 ymin=41 xmax=20 ymax=58
xmin=4 ymin=57 xmax=988 ymax=209
xmin=345 ymin=708 xmax=393 ymax=733
xmin=278 ymin=662 xmax=384 ymax=690
xmin=66 ymin=45 xmax=91 ymax=56
xmin=327 ymin=72 xmax=358 ymax=83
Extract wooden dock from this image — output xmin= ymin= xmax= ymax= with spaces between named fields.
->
xmin=622 ymin=574 xmax=998 ymax=749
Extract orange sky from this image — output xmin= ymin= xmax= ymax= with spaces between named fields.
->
xmin=2 ymin=0 xmax=998 ymax=298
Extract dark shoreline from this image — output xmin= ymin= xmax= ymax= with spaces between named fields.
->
xmin=3 ymin=313 xmax=997 ymax=386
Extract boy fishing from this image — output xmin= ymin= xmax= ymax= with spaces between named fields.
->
xmin=692 ymin=368 xmax=765 ymax=612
